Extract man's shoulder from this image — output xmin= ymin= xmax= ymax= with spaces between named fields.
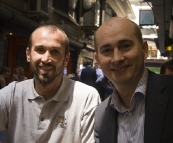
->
xmin=0 ymin=79 xmax=33 ymax=105
xmin=96 ymin=96 xmax=111 ymax=110
xmin=75 ymin=81 xmax=97 ymax=90
xmin=147 ymin=71 xmax=173 ymax=93
xmin=148 ymin=70 xmax=173 ymax=82
xmin=0 ymin=79 xmax=33 ymax=92
xmin=13 ymin=79 xmax=33 ymax=87
xmin=73 ymin=81 xmax=100 ymax=96
xmin=83 ymin=66 xmax=95 ymax=70
xmin=68 ymin=80 xmax=101 ymax=104
xmin=95 ymin=96 xmax=113 ymax=121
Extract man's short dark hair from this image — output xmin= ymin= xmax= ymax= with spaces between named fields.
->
xmin=160 ymin=59 xmax=173 ymax=74
xmin=85 ymin=60 xmax=92 ymax=66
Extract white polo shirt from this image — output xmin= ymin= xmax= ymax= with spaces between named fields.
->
xmin=0 ymin=76 xmax=101 ymax=143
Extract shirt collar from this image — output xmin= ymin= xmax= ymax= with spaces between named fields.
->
xmin=135 ymin=68 xmax=148 ymax=97
xmin=29 ymin=76 xmax=73 ymax=102
xmin=110 ymin=68 xmax=148 ymax=112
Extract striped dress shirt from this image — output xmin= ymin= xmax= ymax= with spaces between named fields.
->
xmin=110 ymin=68 xmax=148 ymax=143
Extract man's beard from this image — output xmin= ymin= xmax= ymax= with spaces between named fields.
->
xmin=30 ymin=61 xmax=63 ymax=85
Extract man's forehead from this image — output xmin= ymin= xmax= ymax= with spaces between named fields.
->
xmin=98 ymin=17 xmax=132 ymax=32
xmin=96 ymin=19 xmax=135 ymax=41
xmin=33 ymin=27 xmax=61 ymax=35
xmin=32 ymin=27 xmax=64 ymax=41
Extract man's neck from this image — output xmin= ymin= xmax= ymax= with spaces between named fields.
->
xmin=117 ymin=86 xmax=136 ymax=109
xmin=115 ymin=79 xmax=140 ymax=109
xmin=34 ymin=75 xmax=63 ymax=101
xmin=116 ymin=68 xmax=145 ymax=109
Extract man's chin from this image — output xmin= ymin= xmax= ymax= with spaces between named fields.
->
xmin=38 ymin=78 xmax=55 ymax=85
xmin=35 ymin=74 xmax=55 ymax=85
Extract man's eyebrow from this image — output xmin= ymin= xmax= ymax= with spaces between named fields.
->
xmin=99 ymin=39 xmax=133 ymax=49
xmin=34 ymin=45 xmax=62 ymax=49
xmin=34 ymin=45 xmax=44 ymax=48
xmin=100 ymin=44 xmax=111 ymax=49
xmin=118 ymin=39 xmax=133 ymax=44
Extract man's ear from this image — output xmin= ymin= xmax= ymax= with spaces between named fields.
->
xmin=26 ymin=47 xmax=31 ymax=62
xmin=64 ymin=52 xmax=70 ymax=67
xmin=94 ymin=52 xmax=99 ymax=63
xmin=142 ymin=41 xmax=148 ymax=60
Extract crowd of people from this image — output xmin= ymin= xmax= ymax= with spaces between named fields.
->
xmin=0 ymin=67 xmax=11 ymax=89
xmin=0 ymin=66 xmax=27 ymax=90
xmin=11 ymin=66 xmax=27 ymax=82
xmin=0 ymin=17 xmax=173 ymax=143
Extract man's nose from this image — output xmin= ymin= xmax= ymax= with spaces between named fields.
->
xmin=41 ymin=51 xmax=51 ymax=63
xmin=111 ymin=49 xmax=124 ymax=63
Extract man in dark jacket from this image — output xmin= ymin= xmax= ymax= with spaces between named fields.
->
xmin=80 ymin=60 xmax=97 ymax=87
xmin=94 ymin=17 xmax=173 ymax=143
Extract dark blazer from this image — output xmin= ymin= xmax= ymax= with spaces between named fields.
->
xmin=94 ymin=70 xmax=173 ymax=143
xmin=80 ymin=66 xmax=97 ymax=87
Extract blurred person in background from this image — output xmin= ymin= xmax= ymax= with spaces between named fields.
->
xmin=0 ymin=66 xmax=11 ymax=89
xmin=94 ymin=62 xmax=113 ymax=101
xmin=77 ymin=61 xmax=87 ymax=80
xmin=94 ymin=62 xmax=106 ymax=101
xmin=11 ymin=66 xmax=27 ymax=82
xmin=80 ymin=60 xmax=97 ymax=87
xmin=160 ymin=59 xmax=173 ymax=75
xmin=0 ymin=25 xmax=100 ymax=143
xmin=94 ymin=62 xmax=98 ymax=69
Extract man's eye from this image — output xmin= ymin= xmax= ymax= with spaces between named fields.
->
xmin=51 ymin=49 xmax=60 ymax=54
xmin=101 ymin=48 xmax=112 ymax=54
xmin=122 ymin=44 xmax=131 ymax=49
xmin=36 ymin=48 xmax=44 ymax=53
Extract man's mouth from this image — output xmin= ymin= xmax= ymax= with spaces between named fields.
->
xmin=115 ymin=67 xmax=126 ymax=72
xmin=40 ymin=66 xmax=53 ymax=71
xmin=112 ymin=66 xmax=129 ymax=72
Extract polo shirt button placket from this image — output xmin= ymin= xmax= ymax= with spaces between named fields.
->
xmin=129 ymin=137 xmax=134 ymax=143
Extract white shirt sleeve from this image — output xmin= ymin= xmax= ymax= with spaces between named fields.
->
xmin=80 ymin=89 xmax=101 ymax=143
xmin=0 ymin=91 xmax=10 ymax=132
xmin=96 ymin=68 xmax=104 ymax=83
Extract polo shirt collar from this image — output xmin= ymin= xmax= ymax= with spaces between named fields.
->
xmin=28 ymin=76 xmax=73 ymax=102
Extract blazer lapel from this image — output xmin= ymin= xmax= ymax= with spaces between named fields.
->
xmin=100 ymin=96 xmax=118 ymax=143
xmin=144 ymin=71 xmax=170 ymax=143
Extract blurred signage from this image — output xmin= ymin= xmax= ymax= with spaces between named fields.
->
xmin=139 ymin=10 xmax=155 ymax=26
xmin=166 ymin=45 xmax=172 ymax=51
xmin=148 ymin=46 xmax=157 ymax=58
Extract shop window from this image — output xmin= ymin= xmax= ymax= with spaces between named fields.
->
xmin=53 ymin=0 xmax=78 ymax=22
